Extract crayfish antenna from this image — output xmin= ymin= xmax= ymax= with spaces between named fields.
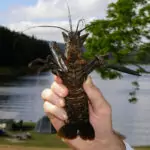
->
xmin=65 ymin=0 xmax=73 ymax=32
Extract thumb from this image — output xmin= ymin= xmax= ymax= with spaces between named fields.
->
xmin=83 ymin=76 xmax=107 ymax=113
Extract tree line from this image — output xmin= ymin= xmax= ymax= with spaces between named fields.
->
xmin=0 ymin=26 xmax=50 ymax=67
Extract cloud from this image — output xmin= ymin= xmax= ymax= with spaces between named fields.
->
xmin=6 ymin=0 xmax=115 ymax=21
xmin=3 ymin=0 xmax=117 ymax=42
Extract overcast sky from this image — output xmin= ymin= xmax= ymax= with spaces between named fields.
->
xmin=0 ymin=0 xmax=116 ymax=42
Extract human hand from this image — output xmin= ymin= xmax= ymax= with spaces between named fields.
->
xmin=41 ymin=76 xmax=125 ymax=150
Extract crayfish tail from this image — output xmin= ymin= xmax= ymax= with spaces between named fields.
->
xmin=57 ymin=122 xmax=95 ymax=140
xmin=58 ymin=123 xmax=78 ymax=139
xmin=78 ymin=121 xmax=95 ymax=140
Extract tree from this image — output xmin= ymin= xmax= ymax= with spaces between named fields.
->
xmin=84 ymin=0 xmax=150 ymax=102
xmin=0 ymin=26 xmax=50 ymax=67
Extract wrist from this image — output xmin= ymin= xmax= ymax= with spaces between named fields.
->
xmin=97 ymin=132 xmax=126 ymax=150
xmin=108 ymin=134 xmax=126 ymax=150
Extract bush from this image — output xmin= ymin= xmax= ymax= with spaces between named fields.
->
xmin=11 ymin=120 xmax=35 ymax=131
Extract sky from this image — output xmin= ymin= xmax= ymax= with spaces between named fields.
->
xmin=0 ymin=0 xmax=116 ymax=42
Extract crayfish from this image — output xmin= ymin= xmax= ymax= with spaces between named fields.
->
xmin=25 ymin=4 xmax=140 ymax=140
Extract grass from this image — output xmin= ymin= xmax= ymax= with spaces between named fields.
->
xmin=0 ymin=146 xmax=70 ymax=150
xmin=22 ymin=122 xmax=36 ymax=126
xmin=0 ymin=132 xmax=68 ymax=148
xmin=134 ymin=147 xmax=150 ymax=150
xmin=0 ymin=131 xmax=150 ymax=150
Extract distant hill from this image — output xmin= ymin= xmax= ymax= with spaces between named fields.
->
xmin=0 ymin=26 xmax=51 ymax=67
xmin=0 ymin=25 xmax=87 ymax=76
xmin=0 ymin=26 xmax=86 ymax=67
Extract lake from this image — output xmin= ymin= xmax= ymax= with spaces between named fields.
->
xmin=0 ymin=66 xmax=150 ymax=146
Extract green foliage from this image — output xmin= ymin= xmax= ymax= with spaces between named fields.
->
xmin=96 ymin=68 xmax=122 ymax=80
xmin=132 ymin=81 xmax=139 ymax=89
xmin=84 ymin=0 xmax=150 ymax=101
xmin=129 ymin=97 xmax=137 ymax=103
xmin=11 ymin=121 xmax=35 ymax=131
xmin=85 ymin=0 xmax=150 ymax=71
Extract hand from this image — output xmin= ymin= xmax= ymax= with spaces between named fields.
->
xmin=41 ymin=76 xmax=126 ymax=150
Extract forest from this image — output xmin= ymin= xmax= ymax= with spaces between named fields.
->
xmin=0 ymin=26 xmax=50 ymax=67
xmin=0 ymin=26 xmax=57 ymax=76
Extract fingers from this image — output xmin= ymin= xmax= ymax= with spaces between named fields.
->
xmin=43 ymin=100 xmax=65 ymax=131
xmin=42 ymin=75 xmax=67 ymax=106
xmin=83 ymin=76 xmax=110 ymax=113
xmin=42 ymin=90 xmax=67 ymax=131
xmin=50 ymin=117 xmax=65 ymax=131
xmin=51 ymin=81 xmax=68 ymax=97
xmin=42 ymin=75 xmax=68 ymax=131
xmin=43 ymin=101 xmax=67 ymax=121
xmin=43 ymin=101 xmax=66 ymax=131
xmin=41 ymin=88 xmax=65 ymax=107
xmin=42 ymin=81 xmax=68 ymax=119
xmin=54 ymin=75 xmax=63 ymax=84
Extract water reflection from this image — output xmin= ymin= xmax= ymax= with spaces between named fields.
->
xmin=0 ymin=69 xmax=150 ymax=146
xmin=0 ymin=72 xmax=54 ymax=122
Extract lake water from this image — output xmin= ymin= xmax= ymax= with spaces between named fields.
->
xmin=0 ymin=66 xmax=150 ymax=146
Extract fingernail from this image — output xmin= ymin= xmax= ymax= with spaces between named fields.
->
xmin=85 ymin=76 xmax=93 ymax=87
xmin=62 ymin=114 xmax=68 ymax=120
xmin=59 ymin=88 xmax=65 ymax=97
xmin=41 ymin=88 xmax=49 ymax=99
xmin=59 ymin=99 xmax=65 ymax=106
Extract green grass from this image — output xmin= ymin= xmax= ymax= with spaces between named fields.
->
xmin=0 ymin=132 xmax=68 ymax=148
xmin=22 ymin=122 xmax=35 ymax=126
xmin=0 ymin=131 xmax=150 ymax=150
xmin=134 ymin=147 xmax=150 ymax=150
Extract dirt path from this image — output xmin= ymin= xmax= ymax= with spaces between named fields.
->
xmin=0 ymin=145 xmax=70 ymax=150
